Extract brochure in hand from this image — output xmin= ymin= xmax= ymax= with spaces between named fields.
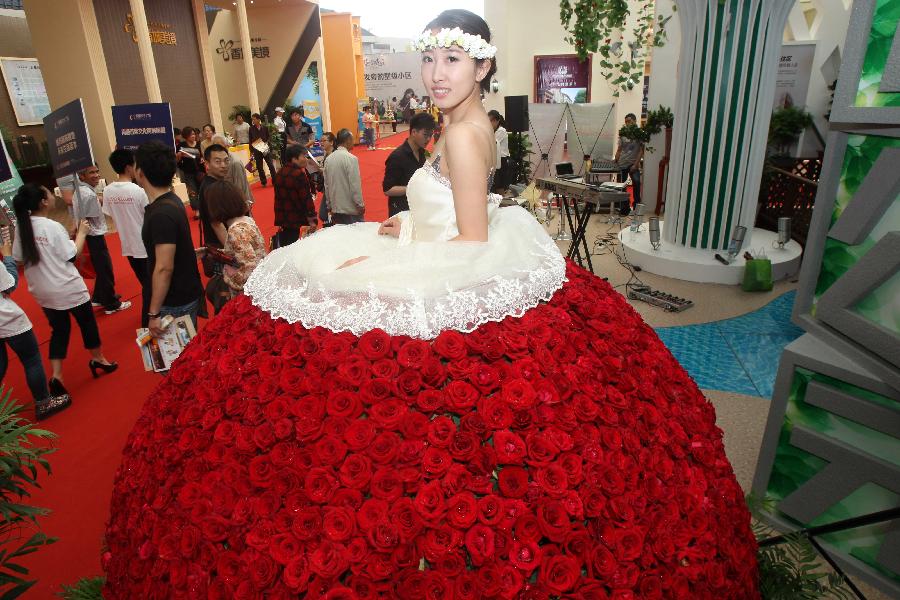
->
xmin=136 ymin=315 xmax=197 ymax=372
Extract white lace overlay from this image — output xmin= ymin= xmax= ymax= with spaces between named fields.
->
xmin=245 ymin=158 xmax=566 ymax=339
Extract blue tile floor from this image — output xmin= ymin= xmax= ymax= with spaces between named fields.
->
xmin=654 ymin=291 xmax=804 ymax=399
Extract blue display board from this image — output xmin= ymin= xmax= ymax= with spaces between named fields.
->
xmin=43 ymin=98 xmax=94 ymax=178
xmin=111 ymin=102 xmax=175 ymax=152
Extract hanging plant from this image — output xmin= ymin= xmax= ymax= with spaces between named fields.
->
xmin=560 ymin=0 xmax=674 ymax=97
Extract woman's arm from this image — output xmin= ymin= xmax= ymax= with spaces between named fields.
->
xmin=444 ymin=124 xmax=490 ymax=242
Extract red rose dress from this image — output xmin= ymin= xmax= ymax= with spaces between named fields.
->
xmin=104 ymin=155 xmax=759 ymax=599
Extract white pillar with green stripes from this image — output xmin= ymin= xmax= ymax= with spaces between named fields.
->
xmin=664 ymin=0 xmax=794 ymax=250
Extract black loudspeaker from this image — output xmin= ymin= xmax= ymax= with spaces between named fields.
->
xmin=504 ymin=95 xmax=529 ymax=133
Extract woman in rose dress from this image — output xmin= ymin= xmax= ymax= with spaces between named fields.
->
xmin=104 ymin=9 xmax=759 ymax=599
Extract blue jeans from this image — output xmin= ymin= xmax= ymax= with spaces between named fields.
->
xmin=0 ymin=329 xmax=49 ymax=402
xmin=160 ymin=298 xmax=200 ymax=331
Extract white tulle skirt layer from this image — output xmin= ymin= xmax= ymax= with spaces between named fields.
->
xmin=244 ymin=206 xmax=566 ymax=339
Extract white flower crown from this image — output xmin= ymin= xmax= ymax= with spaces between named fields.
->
xmin=411 ymin=27 xmax=497 ymax=60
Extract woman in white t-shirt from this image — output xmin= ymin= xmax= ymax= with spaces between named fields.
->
xmin=0 ymin=234 xmax=71 ymax=420
xmin=12 ymin=184 xmax=118 ymax=398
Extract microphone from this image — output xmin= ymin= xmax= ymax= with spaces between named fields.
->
xmin=630 ymin=203 xmax=645 ymax=232
xmin=727 ymin=225 xmax=747 ymax=261
xmin=648 ymin=217 xmax=661 ymax=250
xmin=777 ymin=217 xmax=791 ymax=249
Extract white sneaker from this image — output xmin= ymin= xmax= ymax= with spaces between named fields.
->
xmin=104 ymin=300 xmax=132 ymax=315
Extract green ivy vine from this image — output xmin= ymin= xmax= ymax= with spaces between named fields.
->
xmin=559 ymin=0 xmax=674 ymax=97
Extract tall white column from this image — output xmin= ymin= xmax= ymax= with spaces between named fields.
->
xmin=664 ymin=0 xmax=794 ymax=250
xmin=235 ymin=0 xmax=260 ymax=114
xmin=128 ymin=0 xmax=162 ymax=103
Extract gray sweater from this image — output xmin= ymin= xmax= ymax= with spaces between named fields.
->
xmin=323 ymin=146 xmax=364 ymax=215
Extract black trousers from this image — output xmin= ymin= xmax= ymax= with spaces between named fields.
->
xmin=278 ymin=228 xmax=301 ymax=247
xmin=252 ymin=148 xmax=276 ymax=185
xmin=42 ymin=300 xmax=101 ymax=360
xmin=86 ymin=234 xmax=119 ymax=310
xmin=127 ymin=256 xmax=150 ymax=327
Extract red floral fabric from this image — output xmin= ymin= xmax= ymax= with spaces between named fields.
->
xmin=103 ymin=261 xmax=759 ymax=599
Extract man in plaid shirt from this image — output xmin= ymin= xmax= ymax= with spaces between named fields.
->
xmin=273 ymin=144 xmax=317 ymax=247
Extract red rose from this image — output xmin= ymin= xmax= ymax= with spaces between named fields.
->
xmin=413 ymin=480 xmax=446 ymax=521
xmin=327 ymin=391 xmax=363 ymax=419
xmin=249 ymin=455 xmax=275 ymax=488
xmin=397 ymin=339 xmax=431 ymax=367
xmin=358 ymin=329 xmax=391 ymax=360
xmin=477 ymin=494 xmax=504 ymax=526
xmin=464 ymin=524 xmax=495 ymax=566
xmin=448 ymin=431 xmax=479 ymax=462
xmin=536 ymin=500 xmax=571 ymax=542
xmin=493 ymin=431 xmax=527 ymax=464
xmin=416 ymin=390 xmax=445 ymax=413
xmin=323 ymin=506 xmax=357 ymax=542
xmin=338 ymin=453 xmax=373 ymax=489
xmin=392 ymin=542 xmax=418 ymax=569
xmin=499 ymin=564 xmax=525 ymax=598
xmin=248 ymin=551 xmax=278 ymax=589
xmin=343 ymin=420 xmax=376 ymax=451
xmin=422 ymin=447 xmax=453 ymax=478
xmin=399 ymin=410 xmax=429 ymax=440
xmin=357 ymin=498 xmax=389 ymax=531
xmin=291 ymin=507 xmax=323 ymax=540
xmin=444 ymin=380 xmax=479 ymax=411
xmin=324 ymin=586 xmax=358 ymax=600
xmin=540 ymin=554 xmax=578 ymax=594
xmin=370 ymin=467 xmax=404 ymax=501
xmin=427 ymin=416 xmax=456 ymax=448
xmin=304 ymin=468 xmax=337 ymax=504
xmin=454 ymin=573 xmax=479 ymax=599
xmin=314 ymin=435 xmax=348 ymax=466
xmin=536 ymin=464 xmax=569 ymax=497
xmin=396 ymin=369 xmax=423 ymax=399
xmin=509 ymin=540 xmax=542 ymax=573
xmin=613 ymin=527 xmax=644 ymax=562
xmin=370 ymin=357 xmax=400 ymax=379
xmin=474 ymin=563 xmax=503 ymax=597
xmin=446 ymin=492 xmax=478 ymax=529
xmin=501 ymin=378 xmax=537 ymax=409
xmin=216 ymin=550 xmax=243 ymax=585
xmin=423 ymin=570 xmax=451 ymax=600
xmin=366 ymin=520 xmax=400 ymax=552
xmin=360 ymin=378 xmax=393 ymax=405
xmin=422 ymin=526 xmax=463 ymax=561
xmin=309 ymin=540 xmax=350 ymax=579
xmin=269 ymin=533 xmax=301 ymax=565
xmin=366 ymin=432 xmax=400 ymax=465
xmin=479 ymin=397 xmax=513 ymax=430
xmin=389 ymin=497 xmax=424 ymax=542
xmin=498 ymin=466 xmax=530 ymax=498
xmin=419 ymin=358 xmax=448 ymax=388
xmin=526 ymin=432 xmax=560 ymax=467
xmin=368 ymin=399 xmax=406 ymax=430
xmin=433 ymin=330 xmax=467 ymax=359
xmin=468 ymin=363 xmax=501 ymax=393
xmin=282 ymin=555 xmax=310 ymax=592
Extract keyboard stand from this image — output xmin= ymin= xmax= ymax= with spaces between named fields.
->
xmin=560 ymin=193 xmax=595 ymax=273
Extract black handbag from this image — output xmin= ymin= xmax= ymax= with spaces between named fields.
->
xmin=205 ymin=274 xmax=232 ymax=315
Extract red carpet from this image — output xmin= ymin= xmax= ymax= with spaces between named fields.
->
xmin=9 ymin=133 xmax=408 ymax=596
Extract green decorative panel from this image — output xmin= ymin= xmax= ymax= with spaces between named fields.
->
xmin=855 ymin=0 xmax=900 ymax=108
xmin=812 ymin=134 xmax=900 ymax=326
xmin=765 ymin=367 xmax=900 ymax=583
xmin=853 ymin=271 xmax=900 ymax=335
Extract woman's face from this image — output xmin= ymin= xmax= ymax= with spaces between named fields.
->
xmin=489 ymin=117 xmax=498 ymax=130
xmin=202 ymin=126 xmax=214 ymax=139
xmin=187 ymin=130 xmax=197 ymax=143
xmin=322 ymin=137 xmax=334 ymax=152
xmin=421 ymin=42 xmax=488 ymax=111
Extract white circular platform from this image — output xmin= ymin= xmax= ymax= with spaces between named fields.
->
xmin=618 ymin=222 xmax=802 ymax=285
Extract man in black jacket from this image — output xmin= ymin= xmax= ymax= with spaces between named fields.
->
xmin=382 ymin=113 xmax=435 ymax=217
xmin=249 ymin=113 xmax=277 ymax=186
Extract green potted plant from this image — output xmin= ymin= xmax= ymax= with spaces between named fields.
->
xmin=768 ymin=106 xmax=813 ymax=157
xmin=507 ymin=132 xmax=533 ymax=185
xmin=0 ymin=386 xmax=58 ymax=597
